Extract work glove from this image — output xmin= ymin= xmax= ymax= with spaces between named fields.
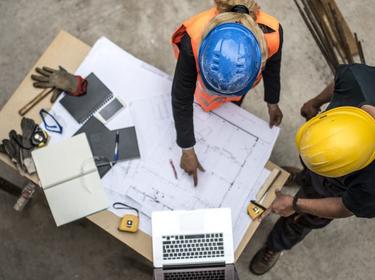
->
xmin=20 ymin=118 xmax=37 ymax=174
xmin=31 ymin=66 xmax=87 ymax=100
xmin=300 ymin=99 xmax=321 ymax=120
xmin=0 ymin=119 xmax=38 ymax=175
xmin=267 ymin=103 xmax=283 ymax=128
xmin=180 ymin=148 xmax=205 ymax=187
xmin=1 ymin=136 xmax=23 ymax=174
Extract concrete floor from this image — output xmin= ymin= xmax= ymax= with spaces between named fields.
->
xmin=1 ymin=0 xmax=375 ymax=279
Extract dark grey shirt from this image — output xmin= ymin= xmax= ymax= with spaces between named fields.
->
xmin=310 ymin=64 xmax=375 ymax=218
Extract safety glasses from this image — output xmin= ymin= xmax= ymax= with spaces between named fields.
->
xmin=39 ymin=109 xmax=63 ymax=134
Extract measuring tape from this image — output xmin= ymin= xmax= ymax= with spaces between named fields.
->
xmin=31 ymin=126 xmax=48 ymax=148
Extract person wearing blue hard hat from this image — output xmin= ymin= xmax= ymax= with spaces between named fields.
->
xmin=198 ymin=22 xmax=263 ymax=98
xmin=171 ymin=0 xmax=284 ymax=186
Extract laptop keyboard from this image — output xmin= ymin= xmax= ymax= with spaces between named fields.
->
xmin=164 ymin=269 xmax=225 ymax=280
xmin=162 ymin=233 xmax=225 ymax=260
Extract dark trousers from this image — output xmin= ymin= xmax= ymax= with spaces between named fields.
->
xmin=266 ymin=168 xmax=344 ymax=252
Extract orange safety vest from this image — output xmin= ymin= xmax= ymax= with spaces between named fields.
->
xmin=172 ymin=7 xmax=280 ymax=112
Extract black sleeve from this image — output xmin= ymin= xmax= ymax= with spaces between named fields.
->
xmin=327 ymin=64 xmax=375 ymax=109
xmin=171 ymin=33 xmax=197 ymax=148
xmin=342 ymin=184 xmax=375 ymax=218
xmin=262 ymin=24 xmax=283 ymax=104
xmin=341 ymin=163 xmax=375 ymax=218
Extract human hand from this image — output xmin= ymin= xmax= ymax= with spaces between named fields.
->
xmin=259 ymin=191 xmax=295 ymax=221
xmin=301 ymin=99 xmax=321 ymax=120
xmin=180 ymin=148 xmax=205 ymax=186
xmin=267 ymin=103 xmax=283 ymax=128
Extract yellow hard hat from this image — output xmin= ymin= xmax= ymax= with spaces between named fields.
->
xmin=296 ymin=106 xmax=375 ymax=177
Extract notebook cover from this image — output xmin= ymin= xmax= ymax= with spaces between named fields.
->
xmin=74 ymin=117 xmax=140 ymax=177
xmin=44 ymin=170 xmax=108 ymax=227
xmin=31 ymin=134 xmax=109 ymax=226
xmin=60 ymin=73 xmax=113 ymax=124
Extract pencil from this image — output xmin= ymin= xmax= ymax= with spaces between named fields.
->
xmin=169 ymin=159 xmax=178 ymax=180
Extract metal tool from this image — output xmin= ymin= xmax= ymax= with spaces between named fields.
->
xmin=14 ymin=182 xmax=36 ymax=212
xmin=19 ymin=88 xmax=54 ymax=116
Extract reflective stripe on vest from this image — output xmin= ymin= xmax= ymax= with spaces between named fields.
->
xmin=172 ymin=7 xmax=280 ymax=112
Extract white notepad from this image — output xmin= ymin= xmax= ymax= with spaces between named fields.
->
xmin=32 ymin=133 xmax=109 ymax=226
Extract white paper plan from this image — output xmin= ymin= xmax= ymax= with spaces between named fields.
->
xmin=103 ymin=93 xmax=279 ymax=248
xmin=44 ymin=37 xmax=280 ymax=249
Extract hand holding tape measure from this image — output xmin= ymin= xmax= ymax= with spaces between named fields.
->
xmin=247 ymin=200 xmax=267 ymax=220
xmin=248 ymin=190 xmax=296 ymax=221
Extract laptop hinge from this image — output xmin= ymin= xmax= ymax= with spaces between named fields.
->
xmin=163 ymin=262 xmax=226 ymax=270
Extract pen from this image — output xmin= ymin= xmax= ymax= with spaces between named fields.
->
xmin=169 ymin=159 xmax=178 ymax=180
xmin=114 ymin=130 xmax=120 ymax=162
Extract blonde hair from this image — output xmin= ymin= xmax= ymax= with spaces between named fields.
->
xmin=214 ymin=0 xmax=260 ymax=18
xmin=202 ymin=0 xmax=268 ymax=65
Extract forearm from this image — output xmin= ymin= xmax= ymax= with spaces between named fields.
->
xmin=171 ymin=72 xmax=196 ymax=148
xmin=262 ymin=48 xmax=281 ymax=105
xmin=310 ymin=81 xmax=335 ymax=107
xmin=263 ymin=24 xmax=283 ymax=105
xmin=171 ymin=33 xmax=197 ymax=148
xmin=172 ymin=103 xmax=195 ymax=148
xmin=296 ymin=197 xmax=353 ymax=219
xmin=262 ymin=55 xmax=280 ymax=105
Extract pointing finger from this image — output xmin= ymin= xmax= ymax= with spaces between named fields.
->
xmin=193 ymin=171 xmax=198 ymax=187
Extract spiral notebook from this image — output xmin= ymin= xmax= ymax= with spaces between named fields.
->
xmin=74 ymin=117 xmax=140 ymax=178
xmin=60 ymin=73 xmax=113 ymax=124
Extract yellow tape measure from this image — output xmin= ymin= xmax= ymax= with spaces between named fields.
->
xmin=247 ymin=200 xmax=266 ymax=220
xmin=113 ymin=202 xmax=139 ymax=233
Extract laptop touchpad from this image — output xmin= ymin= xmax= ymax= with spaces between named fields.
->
xmin=179 ymin=211 xmax=205 ymax=232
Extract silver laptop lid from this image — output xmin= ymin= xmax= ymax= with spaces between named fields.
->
xmin=152 ymin=208 xmax=234 ymax=268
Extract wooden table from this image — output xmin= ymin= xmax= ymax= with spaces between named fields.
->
xmin=0 ymin=31 xmax=289 ymax=262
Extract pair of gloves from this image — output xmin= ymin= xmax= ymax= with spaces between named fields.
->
xmin=31 ymin=66 xmax=87 ymax=102
xmin=0 ymin=118 xmax=37 ymax=175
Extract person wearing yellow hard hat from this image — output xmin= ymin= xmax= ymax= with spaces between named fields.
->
xmin=249 ymin=64 xmax=375 ymax=275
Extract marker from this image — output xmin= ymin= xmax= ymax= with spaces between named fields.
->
xmin=114 ymin=130 xmax=120 ymax=162
xmin=169 ymin=159 xmax=178 ymax=180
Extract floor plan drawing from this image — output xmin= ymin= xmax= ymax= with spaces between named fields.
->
xmin=102 ymin=92 xmax=279 ymax=248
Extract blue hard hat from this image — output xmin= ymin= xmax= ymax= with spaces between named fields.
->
xmin=198 ymin=22 xmax=262 ymax=97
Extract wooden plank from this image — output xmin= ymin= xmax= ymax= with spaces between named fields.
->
xmin=234 ymin=163 xmax=289 ymax=261
xmin=87 ymin=210 xmax=154 ymax=262
xmin=256 ymin=169 xmax=280 ymax=201
xmin=321 ymin=0 xmax=358 ymax=56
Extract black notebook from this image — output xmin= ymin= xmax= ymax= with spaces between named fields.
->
xmin=74 ymin=117 xmax=140 ymax=177
xmin=60 ymin=73 xmax=113 ymax=124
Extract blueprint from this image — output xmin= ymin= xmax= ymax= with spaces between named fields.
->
xmin=45 ymin=37 xmax=280 ymax=249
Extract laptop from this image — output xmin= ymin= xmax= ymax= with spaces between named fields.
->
xmin=152 ymin=208 xmax=239 ymax=280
